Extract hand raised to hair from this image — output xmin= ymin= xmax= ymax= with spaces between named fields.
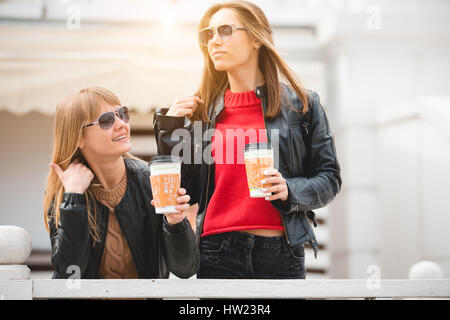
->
xmin=49 ymin=159 xmax=94 ymax=194
xmin=166 ymin=95 xmax=204 ymax=118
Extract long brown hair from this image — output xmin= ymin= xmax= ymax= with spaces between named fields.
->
xmin=43 ymin=86 xmax=139 ymax=242
xmin=194 ymin=0 xmax=309 ymax=122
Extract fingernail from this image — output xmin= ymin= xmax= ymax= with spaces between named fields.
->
xmin=261 ymin=179 xmax=266 ymax=184
xmin=262 ymin=188 xmax=267 ymax=192
xmin=265 ymin=197 xmax=270 ymax=201
xmin=263 ymin=171 xmax=269 ymax=175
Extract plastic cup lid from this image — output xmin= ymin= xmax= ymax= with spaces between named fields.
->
xmin=244 ymin=142 xmax=273 ymax=152
xmin=148 ymin=155 xmax=182 ymax=165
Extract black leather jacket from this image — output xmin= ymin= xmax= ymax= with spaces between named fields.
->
xmin=153 ymin=84 xmax=342 ymax=257
xmin=47 ymin=158 xmax=200 ymax=279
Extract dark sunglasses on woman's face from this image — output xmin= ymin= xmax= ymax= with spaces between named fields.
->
xmin=83 ymin=106 xmax=130 ymax=130
xmin=198 ymin=24 xmax=248 ymax=46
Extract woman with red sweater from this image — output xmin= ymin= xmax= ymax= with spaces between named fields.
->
xmin=154 ymin=1 xmax=341 ymax=279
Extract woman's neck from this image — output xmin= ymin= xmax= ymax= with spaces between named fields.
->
xmin=227 ymin=61 xmax=265 ymax=93
xmin=86 ymin=156 xmax=126 ymax=190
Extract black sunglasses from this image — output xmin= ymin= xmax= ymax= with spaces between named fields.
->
xmin=198 ymin=24 xmax=248 ymax=46
xmin=83 ymin=106 xmax=130 ymax=130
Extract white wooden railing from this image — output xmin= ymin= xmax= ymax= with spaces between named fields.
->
xmin=1 ymin=278 xmax=450 ymax=300
xmin=1 ymin=226 xmax=449 ymax=300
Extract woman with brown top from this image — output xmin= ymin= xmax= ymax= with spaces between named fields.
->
xmin=43 ymin=86 xmax=199 ymax=279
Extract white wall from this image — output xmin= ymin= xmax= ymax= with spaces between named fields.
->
xmin=323 ymin=2 xmax=450 ymax=278
xmin=0 ymin=111 xmax=53 ymax=250
xmin=378 ymin=107 xmax=450 ymax=278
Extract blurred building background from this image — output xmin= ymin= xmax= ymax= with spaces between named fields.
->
xmin=0 ymin=0 xmax=449 ymax=280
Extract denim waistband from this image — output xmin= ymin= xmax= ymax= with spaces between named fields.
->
xmin=202 ymin=231 xmax=287 ymax=248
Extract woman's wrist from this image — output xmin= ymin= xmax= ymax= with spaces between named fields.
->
xmin=163 ymin=215 xmax=187 ymax=235
xmin=164 ymin=214 xmax=185 ymax=226
xmin=62 ymin=192 xmax=87 ymax=205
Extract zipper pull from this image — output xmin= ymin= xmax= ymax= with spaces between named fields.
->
xmin=306 ymin=210 xmax=318 ymax=227
xmin=302 ymin=122 xmax=310 ymax=135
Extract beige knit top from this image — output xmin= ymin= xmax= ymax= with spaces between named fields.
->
xmin=92 ymin=172 xmax=139 ymax=279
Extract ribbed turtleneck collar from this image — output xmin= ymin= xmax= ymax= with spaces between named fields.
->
xmin=224 ymin=88 xmax=261 ymax=108
xmin=91 ymin=170 xmax=127 ymax=205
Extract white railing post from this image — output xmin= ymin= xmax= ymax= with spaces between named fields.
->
xmin=409 ymin=260 xmax=444 ymax=279
xmin=407 ymin=260 xmax=445 ymax=300
xmin=0 ymin=225 xmax=33 ymax=300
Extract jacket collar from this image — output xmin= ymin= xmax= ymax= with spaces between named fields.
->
xmin=211 ymin=95 xmax=224 ymax=121
xmin=256 ymin=83 xmax=268 ymax=114
xmin=210 ymin=83 xmax=268 ymax=122
xmin=255 ymin=83 xmax=267 ymax=99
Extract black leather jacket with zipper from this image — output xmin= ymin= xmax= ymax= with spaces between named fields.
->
xmin=47 ymin=158 xmax=200 ymax=279
xmin=153 ymin=84 xmax=342 ymax=258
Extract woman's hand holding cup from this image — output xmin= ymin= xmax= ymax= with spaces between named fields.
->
xmin=151 ymin=188 xmax=191 ymax=225
xmin=261 ymin=168 xmax=289 ymax=202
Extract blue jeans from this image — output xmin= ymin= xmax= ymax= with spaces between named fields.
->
xmin=197 ymin=231 xmax=306 ymax=279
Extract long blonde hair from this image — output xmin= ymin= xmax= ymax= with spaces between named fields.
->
xmin=43 ymin=86 xmax=139 ymax=242
xmin=194 ymin=0 xmax=309 ymax=122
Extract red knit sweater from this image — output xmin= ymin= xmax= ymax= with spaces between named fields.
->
xmin=201 ymin=89 xmax=284 ymax=238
